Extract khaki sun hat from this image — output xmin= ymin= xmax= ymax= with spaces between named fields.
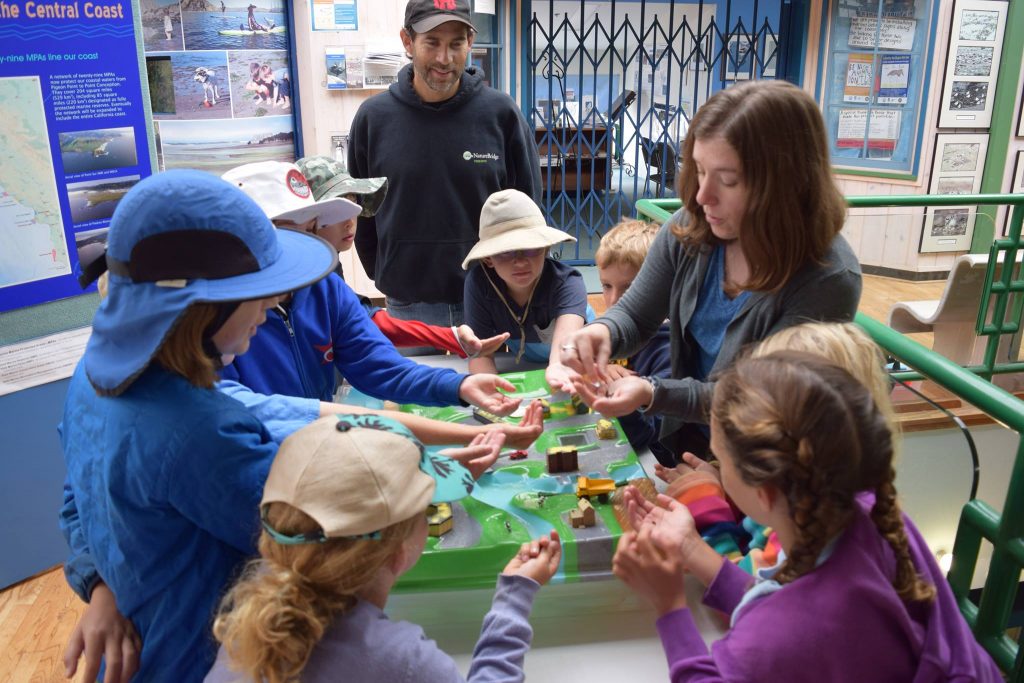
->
xmin=461 ymin=189 xmax=575 ymax=270
xmin=260 ymin=414 xmax=475 ymax=542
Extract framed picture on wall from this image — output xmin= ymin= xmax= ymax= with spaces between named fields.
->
xmin=761 ymin=34 xmax=778 ymax=78
xmin=938 ymin=0 xmax=1007 ymax=129
xmin=723 ymin=36 xmax=754 ymax=80
xmin=921 ymin=133 xmax=989 ymax=252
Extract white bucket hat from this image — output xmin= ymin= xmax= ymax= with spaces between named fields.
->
xmin=461 ymin=189 xmax=575 ymax=270
xmin=222 ymin=161 xmax=361 ymax=227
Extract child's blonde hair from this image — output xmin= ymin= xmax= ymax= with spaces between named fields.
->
xmin=212 ymin=501 xmax=419 ymax=683
xmin=712 ymin=353 xmax=934 ymax=604
xmin=751 ymin=322 xmax=898 ymax=443
xmin=595 ymin=219 xmax=659 ymax=271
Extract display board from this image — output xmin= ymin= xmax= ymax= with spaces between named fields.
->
xmin=0 ymin=0 xmax=155 ymax=313
xmin=378 ymin=369 xmax=649 ymax=592
xmin=143 ymin=0 xmax=297 ymax=177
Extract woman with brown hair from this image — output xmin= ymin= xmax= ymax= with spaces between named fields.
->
xmin=562 ymin=79 xmax=862 ymax=460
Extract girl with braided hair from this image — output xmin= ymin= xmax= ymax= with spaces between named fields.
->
xmin=613 ymin=352 xmax=1001 ymax=682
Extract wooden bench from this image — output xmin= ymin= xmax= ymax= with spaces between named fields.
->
xmin=888 ymin=252 xmax=1022 ymax=372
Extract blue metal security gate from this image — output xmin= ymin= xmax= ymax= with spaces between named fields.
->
xmin=525 ymin=0 xmax=794 ymax=263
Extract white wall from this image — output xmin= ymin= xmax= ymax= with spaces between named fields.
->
xmin=290 ymin=0 xmax=405 ymax=297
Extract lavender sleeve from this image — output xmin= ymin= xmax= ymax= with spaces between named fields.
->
xmin=466 ymin=574 xmax=541 ymax=682
xmin=656 ymin=609 xmax=726 ymax=683
xmin=702 ymin=556 xmax=754 ymax=615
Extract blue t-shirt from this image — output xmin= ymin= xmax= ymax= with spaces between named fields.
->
xmin=464 ymin=258 xmax=591 ymax=363
xmin=690 ymin=245 xmax=750 ymax=381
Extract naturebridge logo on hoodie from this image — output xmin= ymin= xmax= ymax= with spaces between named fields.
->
xmin=463 ymin=150 xmax=500 ymax=163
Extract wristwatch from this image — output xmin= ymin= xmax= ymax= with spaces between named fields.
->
xmin=638 ymin=375 xmax=661 ymax=413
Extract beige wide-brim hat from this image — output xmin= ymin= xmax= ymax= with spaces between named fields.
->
xmin=462 ymin=189 xmax=575 ymax=270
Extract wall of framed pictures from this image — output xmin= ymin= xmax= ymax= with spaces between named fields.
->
xmin=921 ymin=133 xmax=988 ymax=252
xmin=818 ymin=0 xmax=937 ymax=175
xmin=937 ymin=0 xmax=1006 ymax=129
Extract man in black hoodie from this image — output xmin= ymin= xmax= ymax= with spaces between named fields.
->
xmin=348 ymin=0 xmax=541 ymax=330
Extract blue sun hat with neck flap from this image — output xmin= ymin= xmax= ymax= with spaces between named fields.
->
xmin=83 ymin=169 xmax=338 ymax=395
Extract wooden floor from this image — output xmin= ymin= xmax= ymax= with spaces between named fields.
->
xmin=0 ymin=274 xmax=953 ymax=682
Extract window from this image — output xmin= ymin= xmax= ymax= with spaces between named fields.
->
xmin=818 ymin=0 xmax=938 ymax=176
xmin=470 ymin=10 xmax=503 ymax=90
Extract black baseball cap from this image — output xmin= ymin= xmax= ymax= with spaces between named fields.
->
xmin=405 ymin=0 xmax=476 ymax=33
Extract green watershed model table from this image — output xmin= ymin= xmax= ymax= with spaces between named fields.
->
xmin=358 ymin=368 xmax=652 ymax=592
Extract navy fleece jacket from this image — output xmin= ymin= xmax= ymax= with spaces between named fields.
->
xmin=348 ymin=64 xmax=541 ymax=304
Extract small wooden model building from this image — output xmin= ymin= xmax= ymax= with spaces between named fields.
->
xmin=570 ymin=393 xmax=590 ymax=415
xmin=569 ymin=498 xmax=597 ymax=528
xmin=426 ymin=503 xmax=453 ymax=537
xmin=546 ymin=445 xmax=578 ymax=473
xmin=595 ymin=418 xmax=616 ymax=439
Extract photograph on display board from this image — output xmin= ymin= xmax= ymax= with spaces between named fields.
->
xmin=66 ymin=176 xmax=141 ymax=226
xmin=954 ymin=45 xmax=993 ymax=77
xmin=141 ymin=0 xmax=185 ymax=52
xmin=0 ymin=76 xmax=71 ymax=290
xmin=183 ymin=0 xmax=287 ymax=51
xmin=157 ymin=115 xmax=294 ymax=175
xmin=227 ymin=50 xmax=291 ymax=116
xmin=58 ymin=127 xmax=139 ymax=176
xmin=73 ymin=227 xmax=110 ymax=276
xmin=147 ymin=51 xmax=233 ymax=119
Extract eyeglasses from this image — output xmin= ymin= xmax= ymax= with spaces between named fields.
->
xmin=490 ymin=248 xmax=545 ymax=264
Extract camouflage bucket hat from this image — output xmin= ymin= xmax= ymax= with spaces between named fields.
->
xmin=296 ymin=155 xmax=388 ymax=218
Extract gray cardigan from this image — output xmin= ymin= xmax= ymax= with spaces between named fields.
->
xmin=596 ymin=211 xmax=862 ymax=456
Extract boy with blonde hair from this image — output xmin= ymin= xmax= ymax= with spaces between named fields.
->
xmin=595 ymin=219 xmax=672 ymax=465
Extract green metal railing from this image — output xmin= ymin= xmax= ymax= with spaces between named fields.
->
xmin=636 ymin=193 xmax=1024 ymax=679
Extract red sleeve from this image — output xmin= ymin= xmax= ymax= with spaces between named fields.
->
xmin=371 ymin=310 xmax=466 ymax=357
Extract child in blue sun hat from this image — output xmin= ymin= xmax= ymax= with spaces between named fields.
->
xmin=58 ymin=169 xmax=340 ymax=681
xmin=205 ymin=414 xmax=561 ymax=683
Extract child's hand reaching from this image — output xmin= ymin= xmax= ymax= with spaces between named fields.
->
xmin=502 ymin=531 xmax=562 ymax=585
xmin=654 ymin=452 xmax=720 ymax=484
xmin=613 ymin=526 xmax=689 ymax=617
xmin=488 ymin=399 xmax=543 ymax=449
xmin=545 ymin=362 xmax=579 ymax=395
xmin=439 ymin=430 xmax=504 ymax=479
xmin=460 ymin=374 xmax=522 ymax=416
xmin=457 ymin=325 xmax=510 ymax=359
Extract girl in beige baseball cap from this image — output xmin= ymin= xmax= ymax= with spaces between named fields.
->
xmin=207 ymin=415 xmax=561 ymax=683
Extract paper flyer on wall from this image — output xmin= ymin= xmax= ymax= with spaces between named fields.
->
xmin=848 ymin=16 xmax=916 ymax=51
xmin=843 ymin=53 xmax=874 ymax=103
xmin=326 ymin=47 xmax=347 ymax=89
xmin=0 ymin=0 xmax=155 ymax=313
xmin=876 ymin=54 xmax=910 ymax=105
xmin=312 ymin=0 xmax=357 ymax=31
xmin=836 ymin=108 xmax=901 ymax=151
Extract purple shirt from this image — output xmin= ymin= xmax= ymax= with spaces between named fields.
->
xmin=656 ymin=494 xmax=1002 ymax=682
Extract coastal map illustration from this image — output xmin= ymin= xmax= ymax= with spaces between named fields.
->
xmin=0 ymin=76 xmax=71 ymax=289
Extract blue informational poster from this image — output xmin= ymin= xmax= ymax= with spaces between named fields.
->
xmin=0 ymin=0 xmax=154 ymax=313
